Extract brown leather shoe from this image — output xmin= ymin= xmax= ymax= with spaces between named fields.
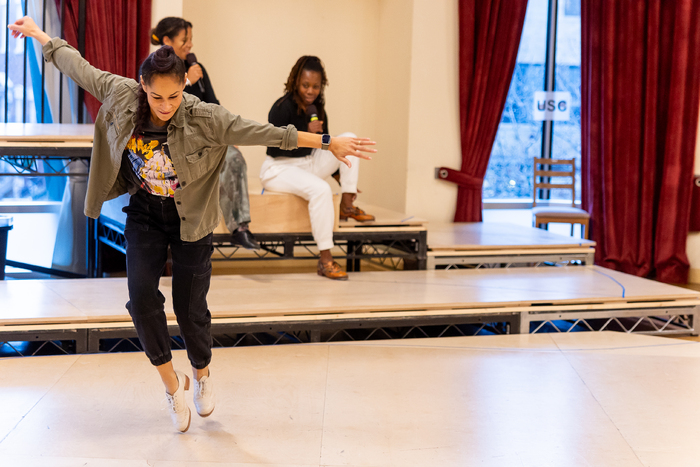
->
xmin=340 ymin=205 xmax=375 ymax=222
xmin=317 ymin=260 xmax=348 ymax=280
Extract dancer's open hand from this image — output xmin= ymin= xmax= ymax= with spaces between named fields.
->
xmin=329 ymin=137 xmax=376 ymax=168
xmin=8 ymin=16 xmax=51 ymax=45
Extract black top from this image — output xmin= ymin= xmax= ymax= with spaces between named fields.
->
xmin=183 ymin=61 xmax=219 ymax=105
xmin=267 ymin=93 xmax=329 ymax=158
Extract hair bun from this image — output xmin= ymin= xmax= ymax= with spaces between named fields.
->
xmin=153 ymin=46 xmax=177 ymax=71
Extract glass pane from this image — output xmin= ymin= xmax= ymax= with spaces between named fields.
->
xmin=551 ymin=0 xmax=581 ymax=202
xmin=483 ymin=0 xmax=548 ymax=201
xmin=1 ymin=0 xmax=68 ymax=202
xmin=3 ymin=0 xmax=34 ymax=123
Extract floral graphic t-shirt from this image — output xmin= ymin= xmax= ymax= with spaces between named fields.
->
xmin=124 ymin=120 xmax=179 ymax=197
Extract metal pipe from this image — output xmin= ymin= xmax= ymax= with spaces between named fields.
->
xmin=77 ymin=0 xmax=86 ymax=123
xmin=4 ymin=0 xmax=10 ymax=123
xmin=40 ymin=0 xmax=47 ymax=123
xmin=538 ymin=0 xmax=558 ymax=201
xmin=59 ymin=0 xmax=65 ymax=123
xmin=22 ymin=0 xmax=28 ymax=122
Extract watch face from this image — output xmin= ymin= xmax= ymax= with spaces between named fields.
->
xmin=322 ymin=134 xmax=331 ymax=144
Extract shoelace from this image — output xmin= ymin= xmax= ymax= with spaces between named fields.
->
xmin=320 ymin=261 xmax=340 ymax=272
xmin=194 ymin=378 xmax=206 ymax=398
xmin=161 ymin=393 xmax=176 ymax=412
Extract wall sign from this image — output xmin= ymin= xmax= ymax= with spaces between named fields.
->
xmin=533 ymin=91 xmax=571 ymax=121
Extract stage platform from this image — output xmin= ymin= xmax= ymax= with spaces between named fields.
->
xmin=211 ymin=202 xmax=428 ymax=271
xmin=427 ymin=222 xmax=596 ymax=268
xmin=2 ymin=332 xmax=700 ymax=466
xmin=1 ymin=266 xmax=698 ymax=354
xmin=98 ymin=199 xmax=594 ymax=275
xmin=98 ymin=201 xmax=429 ymax=273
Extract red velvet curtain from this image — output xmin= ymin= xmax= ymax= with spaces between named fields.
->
xmin=581 ymin=1 xmax=700 ymax=283
xmin=56 ymin=0 xmax=151 ymax=120
xmin=438 ymin=0 xmax=528 ymax=222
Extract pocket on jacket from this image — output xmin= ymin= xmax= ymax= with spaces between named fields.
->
xmin=185 ymin=147 xmax=212 ymax=180
xmin=105 ymin=112 xmax=121 ymax=144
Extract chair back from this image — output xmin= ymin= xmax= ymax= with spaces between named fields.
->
xmin=533 ymin=157 xmax=576 ymax=207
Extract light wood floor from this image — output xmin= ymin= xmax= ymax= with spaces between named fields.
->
xmin=1 ymin=332 xmax=698 ymax=466
xmin=2 ymin=266 xmax=697 ymax=326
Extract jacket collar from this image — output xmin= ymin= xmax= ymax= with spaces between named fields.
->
xmin=169 ymin=98 xmax=188 ymax=128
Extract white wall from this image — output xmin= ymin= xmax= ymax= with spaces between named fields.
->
xmin=177 ymin=0 xmax=461 ymax=220
xmin=182 ymin=0 xmax=379 ymax=193
xmin=405 ymin=0 xmax=461 ymax=221
xmin=150 ymin=0 xmax=183 ymax=54
xmin=362 ymin=0 xmax=413 ymax=213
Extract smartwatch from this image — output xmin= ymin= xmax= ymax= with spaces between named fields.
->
xmin=321 ymin=134 xmax=331 ymax=151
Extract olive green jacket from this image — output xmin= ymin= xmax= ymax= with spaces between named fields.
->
xmin=42 ymin=37 xmax=298 ymax=241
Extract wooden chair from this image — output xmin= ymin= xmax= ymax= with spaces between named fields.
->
xmin=532 ymin=157 xmax=589 ymax=238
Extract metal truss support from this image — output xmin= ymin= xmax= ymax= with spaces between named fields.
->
xmin=427 ymin=252 xmax=595 ymax=270
xmin=515 ymin=305 xmax=699 ymax=336
xmin=0 ymin=312 xmax=518 ymax=357
xmin=84 ymin=313 xmax=516 ymax=351
xmin=97 ymin=216 xmax=127 ymax=254
xmin=0 ymin=329 xmax=87 ymax=356
xmin=3 ymin=305 xmax=696 ymax=358
xmin=97 ymin=218 xmax=428 ymax=272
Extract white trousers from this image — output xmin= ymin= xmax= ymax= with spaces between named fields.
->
xmin=260 ymin=132 xmax=359 ymax=251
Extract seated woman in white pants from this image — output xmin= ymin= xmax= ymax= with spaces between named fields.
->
xmin=262 ymin=56 xmax=374 ymax=280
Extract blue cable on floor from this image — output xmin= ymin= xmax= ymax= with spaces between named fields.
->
xmin=592 ymin=268 xmax=626 ymax=298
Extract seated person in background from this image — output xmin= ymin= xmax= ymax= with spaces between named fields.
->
xmin=151 ymin=17 xmax=258 ymax=249
xmin=262 ymin=56 xmax=374 ymax=281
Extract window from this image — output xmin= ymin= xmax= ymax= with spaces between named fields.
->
xmin=1 ymin=0 xmax=81 ymax=202
xmin=565 ymin=0 xmax=581 ymax=16
xmin=552 ymin=0 xmax=581 ymax=201
xmin=483 ymin=0 xmax=581 ymax=203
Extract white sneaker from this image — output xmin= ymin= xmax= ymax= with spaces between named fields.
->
xmin=193 ymin=371 xmax=215 ymax=417
xmin=165 ymin=370 xmax=191 ymax=432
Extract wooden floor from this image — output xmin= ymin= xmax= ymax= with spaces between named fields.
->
xmin=1 ymin=266 xmax=697 ymax=326
xmin=338 ymin=202 xmax=426 ymax=228
xmin=427 ymin=221 xmax=595 ymax=250
xmin=426 ymin=222 xmax=596 ymax=268
xmin=2 ymin=331 xmax=699 ymax=466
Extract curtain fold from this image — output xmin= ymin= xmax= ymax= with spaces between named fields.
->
xmin=438 ymin=0 xmax=528 ymax=222
xmin=581 ymin=0 xmax=700 ymax=283
xmin=56 ymin=0 xmax=152 ymax=120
